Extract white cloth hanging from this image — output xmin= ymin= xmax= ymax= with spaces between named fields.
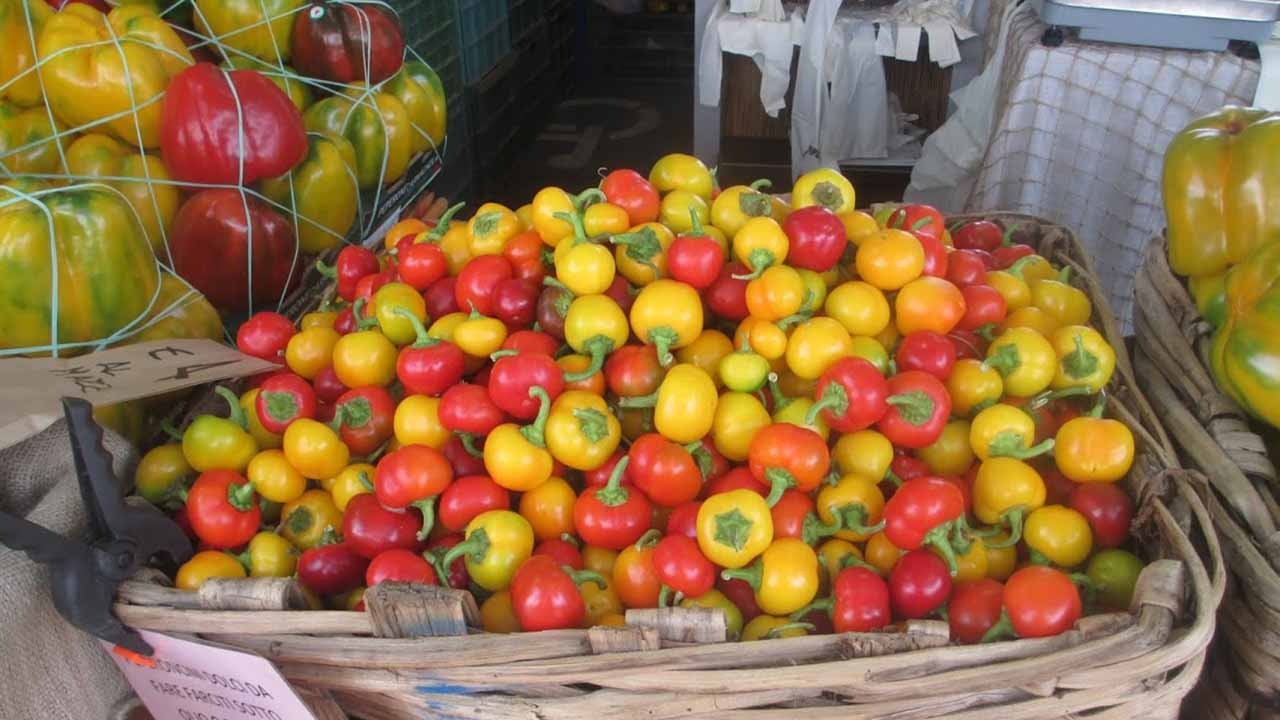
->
xmin=696 ymin=2 xmax=801 ymax=117
xmin=821 ymin=20 xmax=890 ymax=160
xmin=790 ymin=0 xmax=842 ymax=179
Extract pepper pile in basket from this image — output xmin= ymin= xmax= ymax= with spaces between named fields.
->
xmin=137 ymin=155 xmax=1147 ymax=643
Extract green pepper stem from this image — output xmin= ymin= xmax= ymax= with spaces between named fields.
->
xmin=986 ymin=506 xmax=1028 ymax=548
xmin=801 ymin=512 xmax=841 ymax=545
xmin=1000 ymin=223 xmax=1021 ymax=247
xmin=160 ymin=419 xmax=184 ymax=442
xmin=490 ymin=349 xmax=519 ymax=360
xmin=910 ymin=215 xmax=934 ymax=231
xmin=1087 ymin=391 xmax=1108 ymax=418
xmin=543 ymin=275 xmax=572 ymax=292
xmin=1058 ymin=266 xmax=1072 ymax=283
xmin=519 ymin=387 xmax=552 ymax=448
xmin=458 ymin=432 xmax=484 ymax=458
xmin=687 ymin=208 xmax=706 ymax=237
xmin=763 ymin=467 xmax=797 ymax=508
xmin=1023 ymin=385 xmax=1092 ymax=412
xmin=838 ymin=504 xmax=885 ymax=537
xmin=314 ymin=259 xmax=337 ymax=279
xmin=922 ymin=521 xmax=961 ymax=576
xmin=412 ymin=497 xmax=437 ymax=541
xmin=328 ymin=403 xmax=348 ymax=434
xmin=234 ymin=550 xmax=252 ymax=573
xmin=435 ymin=527 xmax=488 ymax=583
xmin=553 ymin=210 xmax=590 ymax=245
xmin=805 ymin=382 xmax=848 ymax=426
xmin=559 ymin=532 xmax=580 ymax=548
xmin=731 ymin=248 xmax=776 ymax=280
xmin=974 ymin=323 xmax=997 ymax=342
xmin=1061 ymin=334 xmax=1099 ymax=381
xmin=567 ymin=567 xmax=607 ymax=590
xmin=839 ymin=554 xmax=879 ymax=573
xmin=226 ymin=481 xmax=255 ymax=513
xmin=616 ymin=389 xmax=658 ymax=408
xmin=658 ymin=584 xmax=672 ymax=608
xmin=885 ymin=390 xmax=936 ymax=427
xmin=749 ymin=179 xmax=772 ymax=191
xmin=594 ymin=456 xmax=632 ymax=507
xmin=317 ymin=526 xmax=341 ymax=546
xmin=563 ymin=336 xmax=612 ymax=383
xmin=720 ymin=557 xmax=763 ymax=590
xmin=357 ymin=471 xmax=374 ymax=491
xmin=1027 ymin=548 xmax=1052 ymax=567
xmin=988 ymin=433 xmax=1055 ymax=460
xmin=766 ymin=373 xmax=790 ymax=411
xmin=787 ymin=597 xmax=833 ymax=623
xmin=763 ymin=622 xmax=814 ymax=640
xmin=648 ymin=326 xmax=679 ymax=367
xmin=214 ymin=386 xmax=249 ymax=431
xmin=884 ymin=469 xmax=903 ymax=488
xmin=980 ymin=609 xmax=1016 ymax=643
xmin=426 ymin=202 xmax=465 ymax=243
xmin=634 ymin=527 xmax=662 ymax=549
xmin=1069 ymin=572 xmax=1098 ymax=610
xmin=574 ymin=188 xmax=606 ymax=210
xmin=1006 ymin=253 xmax=1037 ymax=279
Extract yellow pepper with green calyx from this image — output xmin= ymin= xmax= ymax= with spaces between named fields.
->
xmin=1209 ymin=238 xmax=1280 ymax=429
xmin=0 ymin=101 xmax=66 ymax=175
xmin=261 ymin=131 xmax=359 ymax=253
xmin=65 ymin=133 xmax=178 ymax=252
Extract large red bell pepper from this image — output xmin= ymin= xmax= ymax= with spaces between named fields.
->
xmin=160 ymin=62 xmax=307 ymax=186
xmin=292 ymin=0 xmax=405 ymax=84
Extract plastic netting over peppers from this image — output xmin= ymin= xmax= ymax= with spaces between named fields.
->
xmin=0 ymin=0 xmax=449 ymax=355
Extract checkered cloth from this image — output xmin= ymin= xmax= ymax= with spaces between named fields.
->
xmin=964 ymin=0 xmax=1258 ymax=331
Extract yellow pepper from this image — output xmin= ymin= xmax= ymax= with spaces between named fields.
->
xmin=436 ymin=510 xmax=534 ymax=592
xmin=792 ymin=168 xmax=855 ymax=214
xmin=545 ymin=390 xmax=622 ymax=471
xmin=649 ymin=152 xmax=714 ymax=199
xmin=677 ymin=329 xmax=734 ymax=386
xmin=612 ymin=222 xmax=674 ymax=286
xmin=0 ymin=0 xmax=52 ymax=107
xmin=564 ymin=293 xmax=631 ymax=381
xmin=984 ymin=327 xmax=1057 ymax=397
xmin=824 ymin=281 xmax=890 ymax=337
xmin=304 ymin=90 xmax=412 ymax=188
xmin=630 ymin=279 xmax=704 ymax=366
xmin=0 ymin=101 xmax=66 ymax=175
xmin=918 ymin=419 xmax=976 ymax=476
xmin=175 ymin=551 xmax=246 ymax=590
xmin=811 ymin=474 xmax=885 ymax=542
xmin=194 ymin=0 xmax=303 ymax=63
xmin=260 ymin=132 xmax=359 ymax=253
xmin=720 ymin=537 xmax=819 ymax=616
xmin=394 ymin=395 xmax=451 ymax=448
xmin=832 ymin=429 xmax=893 ymax=481
xmin=696 ymin=489 xmax=773 ymax=568
xmin=1050 ymin=325 xmax=1116 ymax=393
xmin=619 ymin=363 xmax=718 ymax=444
xmin=785 ymin=317 xmax=853 ymax=380
xmin=238 ymin=531 xmax=297 ymax=578
xmin=710 ymin=180 xmax=774 ymax=240
xmin=468 ymin=202 xmax=521 ymax=256
xmin=280 ymin=489 xmax=343 ymax=550
xmin=485 ymin=388 xmax=555 ymax=492
xmin=711 ymin=391 xmax=772 ymax=462
xmin=732 ymin=216 xmax=789 ymax=277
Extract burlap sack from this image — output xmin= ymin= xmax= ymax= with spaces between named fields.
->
xmin=0 ymin=419 xmax=135 ymax=720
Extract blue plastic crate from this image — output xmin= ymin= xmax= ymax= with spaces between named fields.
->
xmin=456 ymin=0 xmax=511 ymax=85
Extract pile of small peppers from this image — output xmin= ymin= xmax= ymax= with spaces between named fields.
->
xmin=138 ymin=155 xmax=1147 ymax=644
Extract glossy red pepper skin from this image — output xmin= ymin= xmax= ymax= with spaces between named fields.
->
xmin=292 ymin=0 xmax=405 ymax=84
xmin=889 ymin=205 xmax=945 ymax=242
xmin=439 ymin=384 xmax=506 ymax=436
xmin=365 ymin=548 xmax=437 ymax=588
xmin=946 ymin=249 xmax=993 ymax=286
xmin=770 ymin=489 xmax=815 ymax=540
xmin=783 ymin=206 xmax=847 ymax=272
xmin=948 ymin=329 xmax=986 ymax=361
xmin=503 ymin=330 xmax=560 ymax=357
xmin=748 ymin=423 xmax=831 ymax=504
xmin=952 ymin=220 xmax=1003 ymax=252
xmin=491 ymin=278 xmax=540 ymax=330
xmin=706 ymin=262 xmax=751 ymax=321
xmin=832 ymin=566 xmax=891 ymax=632
xmin=605 ymin=275 xmax=635 ymax=315
xmin=605 ymin=345 xmax=664 ymax=398
xmin=878 ymin=371 xmax=951 ymax=449
xmin=574 ymin=462 xmax=653 ymax=551
xmin=536 ymin=286 xmax=570 ymax=340
xmin=811 ymin=357 xmax=889 ymax=432
xmin=297 ymin=542 xmax=369 ymax=596
xmin=653 ymin=534 xmax=716 ymax=598
xmin=333 ymin=386 xmax=395 ymax=456
xmin=883 ymin=477 xmax=966 ymax=552
xmin=236 ymin=312 xmax=297 ymax=361
xmin=917 ymin=234 xmax=950 ymax=278
xmin=354 ymin=267 xmax=396 ymax=308
xmin=958 ymin=284 xmax=1007 ymax=332
xmin=374 ymin=445 xmax=454 ymax=510
xmin=343 ymin=493 xmax=424 ymax=559
xmin=1004 ymin=566 xmax=1081 ymax=637
xmin=889 ymin=549 xmax=952 ymax=619
xmin=312 ymin=366 xmax=348 ymax=403
xmin=668 ymin=234 xmax=726 ymax=290
xmin=584 ymin=450 xmax=627 ymax=487
xmin=456 ymin=255 xmax=514 ymax=316
xmin=704 ymin=466 xmax=769 ymax=497
xmin=601 ymin=169 xmax=661 ymax=225
xmin=489 ymin=353 xmax=565 ymax=420
xmin=510 ymin=555 xmax=591 ymax=631
xmin=427 ymin=533 xmax=470 ymax=589
xmin=441 ymin=435 xmax=487 ymax=476
xmin=186 ymin=470 xmax=261 ymax=549
xmin=397 ymin=339 xmax=467 ymax=398
xmin=255 ymin=373 xmax=317 ymax=434
xmin=1069 ymin=483 xmax=1133 ymax=549
xmin=895 ymin=331 xmax=956 ymax=381
xmin=665 ymin=501 xmax=702 ymax=540
xmin=533 ymin=536 xmax=584 ymax=570
xmin=718 ymin=576 xmax=762 ymax=621
xmin=992 ymin=243 xmax=1035 ymax=269
xmin=160 ymin=63 xmax=306 ymax=186
xmin=627 ymin=433 xmax=702 ymax=507
xmin=424 ymin=276 xmax=460 ymax=319
xmin=333 ymin=246 xmax=381 ymax=301
xmin=397 ymin=242 xmax=449 ymax=291
xmin=439 ymin=475 xmax=511 ymax=532
xmin=949 ymin=578 xmax=1004 ymax=643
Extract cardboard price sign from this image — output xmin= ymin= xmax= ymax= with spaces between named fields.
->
xmin=0 ymin=339 xmax=278 ymax=450
xmin=104 ymin=631 xmax=316 ymax=720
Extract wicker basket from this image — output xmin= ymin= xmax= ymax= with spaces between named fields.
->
xmin=115 ymin=213 xmax=1225 ymax=719
xmin=1134 ymin=236 xmax=1280 ymax=719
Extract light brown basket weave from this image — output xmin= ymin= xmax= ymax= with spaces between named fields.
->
xmin=113 ymin=213 xmax=1224 ymax=719
xmin=1134 ymin=236 xmax=1280 ymax=719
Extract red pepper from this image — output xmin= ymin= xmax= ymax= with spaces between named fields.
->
xmin=236 ymin=312 xmax=296 ymax=361
xmin=604 ymin=344 xmax=664 ymax=398
xmin=491 ymin=278 xmax=540 ymax=330
xmin=668 ymin=214 xmax=727 ymax=290
xmin=718 ymin=576 xmax=762 ymax=621
xmin=948 ymin=329 xmax=986 ymax=361
xmin=878 ymin=371 xmax=951 ymax=449
xmin=882 ymin=477 xmax=967 ymax=574
xmin=949 ymin=578 xmax=1004 ymax=643
xmin=441 ymin=435 xmax=487 ymax=476
xmin=439 ymin=475 xmax=511 ymax=532
xmin=958 ymin=284 xmax=1007 ymax=334
xmin=439 ymin=384 xmax=506 ymax=441
xmin=952 ymin=220 xmax=1003 ymax=252
xmin=397 ymin=242 xmax=449 ymax=291
xmin=374 ymin=444 xmax=453 ymax=533
xmin=1069 ymin=483 xmax=1133 ymax=549
xmin=502 ymin=330 xmax=560 ymax=357
xmin=424 ymin=276 xmax=460 ymax=319
xmin=917 ymin=233 xmax=949 ymax=278
xmin=503 ymin=230 xmax=548 ymax=280
xmin=322 ymin=246 xmax=381 ymax=302
xmin=888 ymin=205 xmax=945 ymax=243
xmin=804 ymin=565 xmax=891 ymax=632
xmin=455 ymin=255 xmax=514 ymax=316
xmin=395 ymin=312 xmax=466 ymax=397
xmin=704 ymin=466 xmax=769 ymax=497
xmin=292 ymin=0 xmax=405 ymax=84
xmin=770 ymin=490 xmax=815 ymax=541
xmin=333 ymin=386 xmax=395 ymax=456
xmin=510 ymin=554 xmax=605 ymax=631
xmin=365 ymin=548 xmax=437 ymax=588
xmin=694 ymin=438 xmax=729 ymax=483
xmin=653 ymin=534 xmax=716 ymax=602
xmin=895 ymin=331 xmax=956 ymax=381
xmin=627 ymin=433 xmax=703 ymax=507
xmin=605 ymin=274 xmax=636 ymax=315
xmin=160 ymin=63 xmax=306 ymax=186
xmin=705 ymin=262 xmax=751 ymax=322
xmin=533 ymin=536 xmax=584 ymax=570
xmin=489 ymin=353 xmax=565 ymax=420
xmin=186 ymin=469 xmax=261 ymax=549
xmin=297 ymin=541 xmax=369 ymax=596
xmin=889 ymin=549 xmax=952 ymax=619
xmin=584 ymin=449 xmax=627 ymax=487
xmin=333 ymin=308 xmax=357 ymax=335
xmin=427 ymin=533 xmax=470 ymax=589
xmin=947 ymin=249 xmax=994 ymax=286
xmin=806 ymin=357 xmax=888 ymax=433
xmin=312 ymin=365 xmax=348 ymax=403
xmin=170 ymin=190 xmax=297 ymax=312
xmin=601 ymin=169 xmax=661 ymax=226
xmin=747 ymin=423 xmax=831 ymax=507
xmin=342 ymin=492 xmax=425 ymax=557
xmin=574 ymin=457 xmax=653 ymax=550
xmin=354 ymin=266 xmax=396 ymax=308
xmin=992 ymin=566 xmax=1081 ymax=639
xmin=783 ymin=206 xmax=847 ymax=272
xmin=255 ymin=373 xmax=317 ymax=434
xmin=535 ymin=285 xmax=570 ymax=340
xmin=992 ymin=242 xmax=1035 ymax=269
xmin=665 ymin=501 xmax=702 ymax=540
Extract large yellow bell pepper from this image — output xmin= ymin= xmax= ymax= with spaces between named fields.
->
xmin=65 ymin=133 xmax=178 ymax=253
xmin=36 ymin=4 xmax=192 ymax=148
xmin=1209 ymin=238 xmax=1280 ymax=428
xmin=260 ymin=131 xmax=359 ymax=252
xmin=1163 ymin=107 xmax=1280 ymax=278
xmin=129 ymin=272 xmax=223 ymax=344
xmin=0 ymin=178 xmax=160 ymax=353
xmin=0 ymin=0 xmax=53 ymax=106
xmin=0 ymin=101 xmax=67 ymax=174
xmin=195 ymin=0 xmax=304 ymax=64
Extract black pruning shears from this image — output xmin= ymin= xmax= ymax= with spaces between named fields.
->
xmin=0 ymin=398 xmax=193 ymax=655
